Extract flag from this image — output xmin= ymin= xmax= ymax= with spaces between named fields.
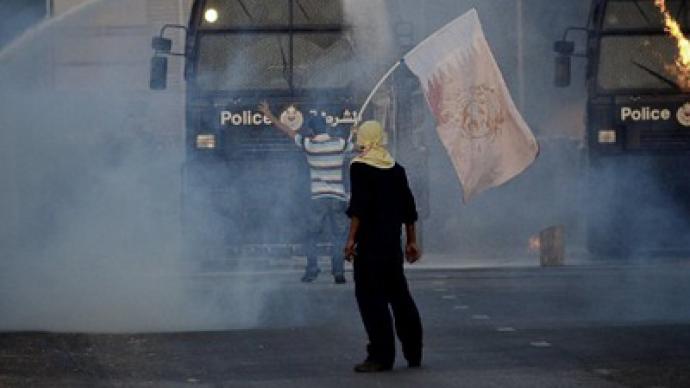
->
xmin=404 ymin=9 xmax=539 ymax=202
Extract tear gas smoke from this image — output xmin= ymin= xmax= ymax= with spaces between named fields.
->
xmin=0 ymin=0 xmax=279 ymax=333
xmin=0 ymin=0 xmax=688 ymax=334
xmin=0 ymin=0 xmax=404 ymax=334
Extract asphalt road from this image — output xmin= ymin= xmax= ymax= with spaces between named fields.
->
xmin=2 ymin=262 xmax=690 ymax=387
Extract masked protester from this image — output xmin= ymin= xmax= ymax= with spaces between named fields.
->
xmin=259 ymin=101 xmax=353 ymax=284
xmin=344 ymin=120 xmax=423 ymax=372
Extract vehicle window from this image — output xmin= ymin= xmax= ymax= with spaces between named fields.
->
xmin=200 ymin=0 xmax=343 ymax=29
xmin=598 ymin=35 xmax=685 ymax=91
xmin=195 ymin=33 xmax=355 ymax=91
xmin=603 ymin=0 xmax=690 ymax=30
xmin=292 ymin=0 xmax=344 ymax=26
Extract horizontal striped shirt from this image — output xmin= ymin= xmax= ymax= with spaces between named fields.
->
xmin=295 ymin=134 xmax=354 ymax=201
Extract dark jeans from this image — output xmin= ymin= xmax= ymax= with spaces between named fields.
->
xmin=305 ymin=198 xmax=348 ymax=276
xmin=354 ymin=255 xmax=423 ymax=366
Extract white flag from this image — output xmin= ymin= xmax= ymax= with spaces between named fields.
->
xmin=404 ymin=9 xmax=539 ymax=202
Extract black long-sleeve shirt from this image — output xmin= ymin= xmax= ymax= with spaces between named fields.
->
xmin=346 ymin=162 xmax=418 ymax=258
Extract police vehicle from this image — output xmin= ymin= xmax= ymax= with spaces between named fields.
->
xmin=149 ymin=0 xmax=427 ymax=261
xmin=555 ymin=0 xmax=690 ymax=256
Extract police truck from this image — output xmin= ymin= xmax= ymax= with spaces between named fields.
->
xmin=555 ymin=0 xmax=690 ymax=256
xmin=149 ymin=0 xmax=427 ymax=261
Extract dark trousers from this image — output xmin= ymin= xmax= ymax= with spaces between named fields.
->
xmin=354 ymin=255 xmax=423 ymax=366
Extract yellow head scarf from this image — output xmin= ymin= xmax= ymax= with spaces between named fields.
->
xmin=352 ymin=120 xmax=395 ymax=169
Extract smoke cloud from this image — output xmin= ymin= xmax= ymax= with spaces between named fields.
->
xmin=0 ymin=0 xmax=282 ymax=333
xmin=1 ymin=0 xmax=687 ymax=334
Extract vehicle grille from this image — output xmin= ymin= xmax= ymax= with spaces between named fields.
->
xmin=628 ymin=128 xmax=690 ymax=150
xmin=222 ymin=128 xmax=299 ymax=159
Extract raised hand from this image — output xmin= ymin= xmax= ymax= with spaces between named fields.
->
xmin=258 ymin=101 xmax=272 ymax=117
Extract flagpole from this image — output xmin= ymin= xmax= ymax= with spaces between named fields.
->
xmin=356 ymin=59 xmax=403 ymax=124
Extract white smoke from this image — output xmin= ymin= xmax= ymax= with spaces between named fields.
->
xmin=0 ymin=0 xmax=278 ymax=333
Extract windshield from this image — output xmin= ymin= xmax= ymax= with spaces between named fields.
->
xmin=598 ymin=35 xmax=683 ymax=91
xmin=200 ymin=0 xmax=343 ymax=29
xmin=603 ymin=0 xmax=690 ymax=30
xmin=194 ymin=0 xmax=354 ymax=92
xmin=597 ymin=0 xmax=690 ymax=92
xmin=195 ymin=32 xmax=356 ymax=91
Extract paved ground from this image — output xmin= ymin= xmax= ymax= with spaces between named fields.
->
xmin=2 ymin=261 xmax=690 ymax=387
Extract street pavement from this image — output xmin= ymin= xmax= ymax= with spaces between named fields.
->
xmin=2 ymin=259 xmax=690 ymax=387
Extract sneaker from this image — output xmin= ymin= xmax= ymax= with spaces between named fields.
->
xmin=301 ymin=275 xmax=316 ymax=283
xmin=353 ymin=361 xmax=392 ymax=373
xmin=334 ymin=274 xmax=346 ymax=284
xmin=301 ymin=269 xmax=320 ymax=283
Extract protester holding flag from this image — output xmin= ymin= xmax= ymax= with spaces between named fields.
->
xmin=344 ymin=120 xmax=423 ymax=373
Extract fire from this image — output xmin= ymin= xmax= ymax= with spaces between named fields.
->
xmin=528 ymin=235 xmax=541 ymax=253
xmin=654 ymin=0 xmax=690 ymax=90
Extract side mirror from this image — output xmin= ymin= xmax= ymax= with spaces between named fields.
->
xmin=555 ymin=55 xmax=571 ymax=88
xmin=150 ymin=56 xmax=168 ymax=90
xmin=554 ymin=40 xmax=575 ymax=88
xmin=152 ymin=37 xmax=172 ymax=53
xmin=554 ymin=40 xmax=575 ymax=55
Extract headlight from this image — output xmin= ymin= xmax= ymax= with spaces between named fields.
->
xmin=196 ymin=134 xmax=216 ymax=149
xmin=597 ymin=130 xmax=616 ymax=144
xmin=205 ymin=8 xmax=219 ymax=23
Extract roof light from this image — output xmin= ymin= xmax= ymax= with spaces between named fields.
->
xmin=205 ymin=9 xmax=219 ymax=23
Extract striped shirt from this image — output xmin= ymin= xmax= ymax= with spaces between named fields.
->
xmin=295 ymin=134 xmax=354 ymax=201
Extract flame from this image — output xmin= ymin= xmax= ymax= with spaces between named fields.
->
xmin=654 ymin=0 xmax=690 ymax=90
xmin=528 ymin=235 xmax=541 ymax=253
